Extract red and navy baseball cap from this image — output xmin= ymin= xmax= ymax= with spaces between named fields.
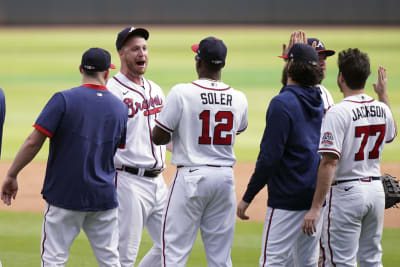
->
xmin=307 ymin=38 xmax=335 ymax=57
xmin=81 ymin=48 xmax=116 ymax=72
xmin=116 ymin=26 xmax=149 ymax=51
xmin=287 ymin=43 xmax=319 ymax=66
xmin=191 ymin=37 xmax=227 ymax=65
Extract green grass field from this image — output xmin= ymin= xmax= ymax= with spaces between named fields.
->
xmin=0 ymin=211 xmax=399 ymax=266
xmin=0 ymin=26 xmax=399 ymax=266
xmin=0 ymin=26 xmax=399 ymax=162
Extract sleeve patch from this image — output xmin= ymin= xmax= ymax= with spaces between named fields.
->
xmin=321 ymin=131 xmax=334 ymax=146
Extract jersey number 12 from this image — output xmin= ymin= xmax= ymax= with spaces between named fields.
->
xmin=198 ymin=110 xmax=233 ymax=145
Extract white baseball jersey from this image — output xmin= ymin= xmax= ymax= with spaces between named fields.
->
xmin=318 ymin=84 xmax=334 ymax=114
xmin=107 ymin=72 xmax=166 ymax=170
xmin=155 ymin=79 xmax=248 ymax=167
xmin=319 ymin=93 xmax=396 ymax=180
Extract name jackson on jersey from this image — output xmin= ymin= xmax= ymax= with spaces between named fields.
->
xmin=200 ymin=92 xmax=232 ymax=106
xmin=123 ymin=95 xmax=163 ymax=118
xmin=352 ymin=105 xmax=386 ymax=121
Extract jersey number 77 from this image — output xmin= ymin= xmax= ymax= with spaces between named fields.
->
xmin=354 ymin=124 xmax=386 ymax=161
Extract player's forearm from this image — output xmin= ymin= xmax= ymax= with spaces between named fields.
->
xmin=7 ymin=130 xmax=46 ymax=178
xmin=310 ymin=155 xmax=338 ymax=209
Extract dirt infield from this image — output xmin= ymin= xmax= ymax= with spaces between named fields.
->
xmin=1 ymin=162 xmax=399 ymax=227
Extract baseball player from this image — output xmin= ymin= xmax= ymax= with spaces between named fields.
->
xmin=302 ymin=49 xmax=397 ymax=266
xmin=237 ymin=43 xmax=324 ymax=266
xmin=280 ymin=31 xmax=335 ymax=113
xmin=152 ymin=36 xmax=248 ymax=267
xmin=1 ymin=48 xmax=127 ymax=267
xmin=106 ymin=26 xmax=168 ymax=267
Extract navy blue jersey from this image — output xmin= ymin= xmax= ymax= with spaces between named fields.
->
xmin=0 ymin=88 xmax=5 ymax=159
xmin=35 ymin=84 xmax=128 ymax=211
xmin=243 ymin=85 xmax=323 ymax=210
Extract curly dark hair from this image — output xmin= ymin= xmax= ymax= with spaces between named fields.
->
xmin=286 ymin=60 xmax=323 ymax=87
xmin=338 ymin=48 xmax=370 ymax=90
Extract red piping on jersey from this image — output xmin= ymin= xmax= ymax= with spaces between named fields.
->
xmin=155 ymin=119 xmax=173 ymax=133
xmin=34 ymin=124 xmax=53 ymax=138
xmin=192 ymin=82 xmax=231 ymax=91
xmin=113 ymin=76 xmax=161 ymax=169
xmin=162 ymin=170 xmax=180 ymax=267
xmin=318 ymin=148 xmax=341 ymax=156
xmin=237 ymin=124 xmax=248 ymax=135
xmin=327 ymin=187 xmax=337 ymax=266
xmin=113 ymin=77 xmax=145 ymax=99
xmin=82 ymin=84 xmax=108 ymax=91
xmin=118 ymin=144 xmax=126 ymax=149
xmin=41 ymin=204 xmax=51 ymax=266
xmin=386 ymin=128 xmax=397 ymax=144
xmin=344 ymin=99 xmax=375 ymax=104
xmin=146 ymin=79 xmax=159 ymax=169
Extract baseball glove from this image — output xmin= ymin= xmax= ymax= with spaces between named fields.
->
xmin=381 ymin=174 xmax=400 ymax=209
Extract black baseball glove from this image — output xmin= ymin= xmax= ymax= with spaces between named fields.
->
xmin=381 ymin=174 xmax=400 ymax=209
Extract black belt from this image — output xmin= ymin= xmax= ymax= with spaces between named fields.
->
xmin=331 ymin=176 xmax=380 ymax=186
xmin=118 ymin=165 xmax=162 ymax=178
xmin=177 ymin=165 xmax=232 ymax=168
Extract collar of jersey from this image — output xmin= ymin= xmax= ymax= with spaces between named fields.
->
xmin=344 ymin=93 xmax=374 ymax=103
xmin=82 ymin=84 xmax=108 ymax=91
xmin=192 ymin=79 xmax=230 ymax=90
xmin=116 ymin=72 xmax=146 ymax=90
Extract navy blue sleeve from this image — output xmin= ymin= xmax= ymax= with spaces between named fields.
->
xmin=34 ymin=92 xmax=65 ymax=138
xmin=242 ymin=97 xmax=291 ymax=203
xmin=0 ymin=89 xmax=5 ymax=158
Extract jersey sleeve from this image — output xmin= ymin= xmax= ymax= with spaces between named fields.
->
xmin=385 ymin=105 xmax=397 ymax=143
xmin=318 ymin=108 xmax=344 ymax=157
xmin=34 ymin=92 xmax=66 ymax=138
xmin=236 ymin=92 xmax=248 ymax=135
xmin=155 ymin=86 xmax=183 ymax=133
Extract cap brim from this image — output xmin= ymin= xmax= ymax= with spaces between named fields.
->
xmin=110 ymin=63 xmax=116 ymax=69
xmin=317 ymin=50 xmax=335 ymax=56
xmin=191 ymin=44 xmax=199 ymax=53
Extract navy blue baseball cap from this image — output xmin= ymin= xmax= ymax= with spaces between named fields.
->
xmin=191 ymin=37 xmax=227 ymax=65
xmin=81 ymin=48 xmax=116 ymax=72
xmin=287 ymin=43 xmax=319 ymax=66
xmin=116 ymin=26 xmax=149 ymax=50
xmin=307 ymin=38 xmax=335 ymax=56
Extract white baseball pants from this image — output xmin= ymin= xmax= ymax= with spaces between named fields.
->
xmin=162 ymin=166 xmax=236 ymax=267
xmin=259 ymin=207 xmax=323 ymax=267
xmin=115 ymin=170 xmax=168 ymax=267
xmin=41 ymin=203 xmax=120 ymax=267
xmin=322 ymin=180 xmax=384 ymax=267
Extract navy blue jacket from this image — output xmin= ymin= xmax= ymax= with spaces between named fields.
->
xmin=243 ymin=85 xmax=323 ymax=210
xmin=35 ymin=85 xmax=128 ymax=211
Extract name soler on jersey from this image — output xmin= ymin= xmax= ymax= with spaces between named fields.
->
xmin=352 ymin=105 xmax=386 ymax=121
xmin=200 ymin=92 xmax=232 ymax=106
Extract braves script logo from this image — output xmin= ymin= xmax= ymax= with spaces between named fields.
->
xmin=321 ymin=131 xmax=334 ymax=145
xmin=123 ymin=96 xmax=163 ymax=118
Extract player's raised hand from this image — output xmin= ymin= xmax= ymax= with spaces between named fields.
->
xmin=236 ymin=200 xmax=250 ymax=220
xmin=281 ymin=30 xmax=308 ymax=57
xmin=373 ymin=66 xmax=390 ymax=106
xmin=1 ymin=176 xmax=18 ymax=205
xmin=302 ymin=207 xmax=320 ymax=236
